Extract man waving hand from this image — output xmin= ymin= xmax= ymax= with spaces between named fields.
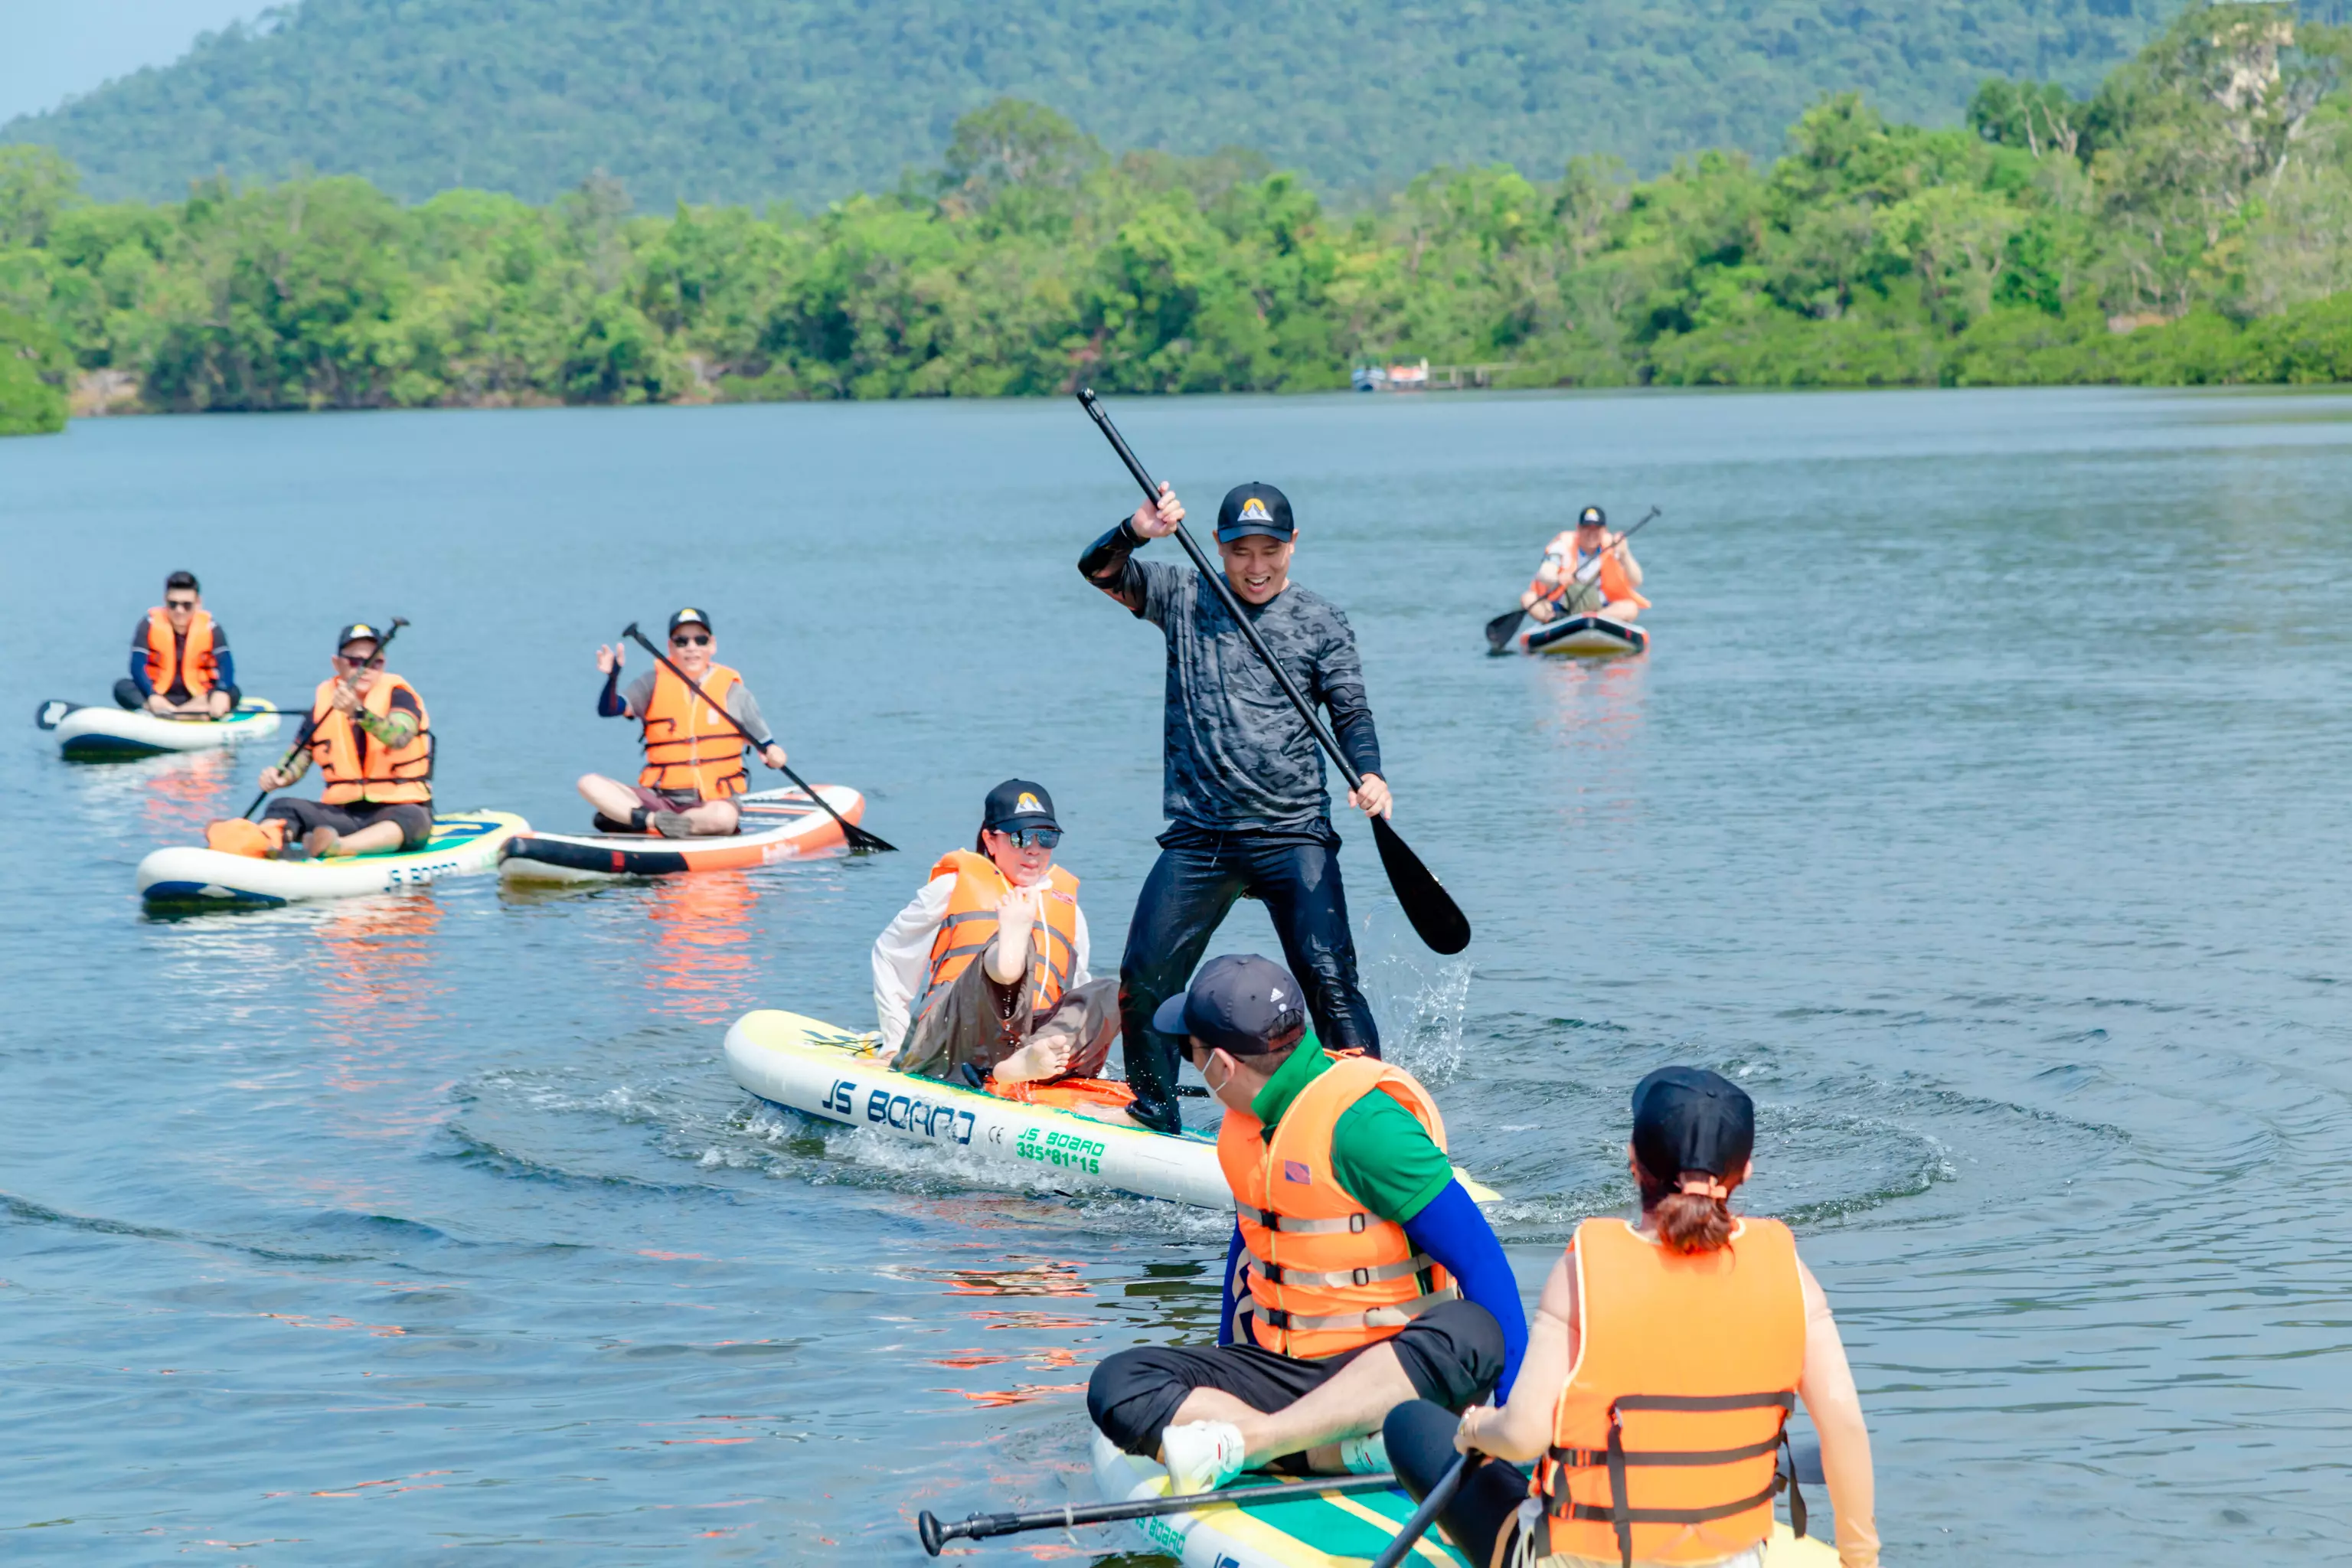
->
xmin=1080 ymin=479 xmax=1392 ymax=1135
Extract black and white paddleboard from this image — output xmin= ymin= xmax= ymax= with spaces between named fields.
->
xmin=1521 ymin=615 xmax=1650 ymax=657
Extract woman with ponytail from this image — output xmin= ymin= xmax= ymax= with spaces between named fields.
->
xmin=1383 ymin=1067 xmax=1878 ymax=1568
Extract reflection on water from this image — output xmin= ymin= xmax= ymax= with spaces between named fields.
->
xmin=642 ymin=870 xmax=762 ymax=1023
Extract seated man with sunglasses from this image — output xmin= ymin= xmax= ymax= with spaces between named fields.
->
xmin=580 ymin=606 xmax=789 ymax=838
xmin=117 ymin=570 xmax=240 ymax=719
xmin=873 ymin=779 xmax=1122 ymax=1094
xmin=256 ymin=622 xmax=434 ymax=858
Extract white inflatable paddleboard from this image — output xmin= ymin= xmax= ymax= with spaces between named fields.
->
xmin=1090 ymin=1432 xmax=1834 ymax=1568
xmin=136 ymin=809 xmax=528 ymax=907
xmin=725 ymin=1010 xmax=1501 ymax=1210
xmin=1521 ymin=614 xmax=1649 ymax=656
xmin=39 ymin=698 xmax=282 ymax=759
xmin=501 ymin=784 xmax=865 ymax=883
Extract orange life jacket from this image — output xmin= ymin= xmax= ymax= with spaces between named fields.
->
xmin=145 ymin=608 xmax=220 ymax=698
xmin=987 ymin=1076 xmax=1136 ymax=1114
xmin=1534 ymin=534 xmax=1651 ymax=611
xmin=639 ymin=662 xmax=750 ymax=800
xmin=1215 ymin=1052 xmax=1460 ymax=1361
xmin=1532 ymin=1216 xmax=1806 ymax=1568
xmin=914 ymin=849 xmax=1081 ymax=1024
xmin=309 ymin=674 xmax=433 ymax=805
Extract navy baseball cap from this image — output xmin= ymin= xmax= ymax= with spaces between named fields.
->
xmin=1216 ymin=482 xmax=1295 ymax=542
xmin=982 ymin=778 xmax=1059 ymax=832
xmin=1152 ymin=953 xmax=1308 ymax=1055
xmin=1577 ymin=505 xmax=1606 ymax=527
xmin=335 ymin=622 xmax=384 ymax=651
xmin=1630 ymin=1067 xmax=1755 ymax=1181
xmin=668 ymin=606 xmax=714 ymax=635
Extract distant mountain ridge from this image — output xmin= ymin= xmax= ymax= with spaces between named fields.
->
xmin=6 ymin=0 xmax=2197 ymax=207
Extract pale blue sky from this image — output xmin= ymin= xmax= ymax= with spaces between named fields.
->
xmin=1 ymin=0 xmax=265 ymax=122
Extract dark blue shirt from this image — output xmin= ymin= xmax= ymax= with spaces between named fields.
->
xmin=1084 ymin=524 xmax=1382 ymax=832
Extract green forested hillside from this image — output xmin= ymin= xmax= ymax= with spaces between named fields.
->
xmin=3 ymin=3 xmax=2348 ymax=430
xmin=2 ymin=0 xmax=2207 ymax=208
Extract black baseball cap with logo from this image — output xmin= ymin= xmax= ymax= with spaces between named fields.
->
xmin=1216 ymin=482 xmax=1295 ymax=542
xmin=335 ymin=622 xmax=384 ymax=651
xmin=982 ymin=779 xmax=1059 ymax=833
xmin=1577 ymin=505 xmax=1607 ymax=528
xmin=1630 ymin=1067 xmax=1755 ymax=1181
xmin=668 ymin=607 xmax=714 ymax=635
xmin=1152 ymin=953 xmax=1308 ymax=1055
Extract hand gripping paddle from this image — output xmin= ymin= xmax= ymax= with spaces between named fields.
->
xmin=1077 ymin=388 xmax=1471 ymax=956
xmin=618 ymin=622 xmax=896 ymax=854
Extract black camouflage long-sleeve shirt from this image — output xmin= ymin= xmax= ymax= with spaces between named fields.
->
xmin=1083 ymin=523 xmax=1382 ymax=832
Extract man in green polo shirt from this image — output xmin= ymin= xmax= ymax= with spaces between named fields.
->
xmin=1086 ymin=955 xmax=1528 ymax=1493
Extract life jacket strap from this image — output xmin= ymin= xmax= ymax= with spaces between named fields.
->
xmin=1566 ymin=1393 xmax=1798 ymax=1568
xmin=1249 ymin=1252 xmax=1439 ymax=1289
xmin=1235 ymin=1200 xmax=1372 ymax=1235
xmin=1255 ymin=1282 xmax=1458 ymax=1332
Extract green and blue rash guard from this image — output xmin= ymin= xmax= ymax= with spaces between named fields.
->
xmin=1216 ymin=1040 xmax=1530 ymax=1393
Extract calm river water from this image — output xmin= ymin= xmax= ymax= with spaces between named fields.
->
xmin=3 ymin=388 xmax=2349 ymax=1563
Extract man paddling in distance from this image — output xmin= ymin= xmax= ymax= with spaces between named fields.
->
xmin=1522 ymin=505 xmax=1648 ymax=625
xmin=1088 ymin=956 xmax=1527 ymax=1494
xmin=1080 ymin=481 xmax=1393 ymax=1136
xmin=254 ymin=623 xmax=434 ymax=858
xmin=1383 ymin=1068 xmax=1879 ymax=1568
xmin=872 ymin=779 xmax=1124 ymax=1104
xmin=578 ymin=607 xmax=789 ymax=838
xmin=116 ymin=570 xmax=240 ymax=718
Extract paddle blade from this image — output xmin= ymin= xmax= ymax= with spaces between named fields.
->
xmin=841 ymin=821 xmax=897 ymax=854
xmin=1370 ymin=815 xmax=1471 ymax=955
xmin=35 ymin=699 xmax=73 ymax=730
xmin=1484 ymin=608 xmax=1526 ymax=652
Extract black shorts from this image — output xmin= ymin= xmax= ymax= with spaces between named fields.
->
xmin=262 ymin=797 xmax=434 ymax=851
xmin=1087 ymin=1298 xmax=1504 ymax=1458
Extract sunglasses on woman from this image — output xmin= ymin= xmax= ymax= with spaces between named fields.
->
xmin=671 ymin=633 xmax=710 ymax=647
xmin=1001 ymin=827 xmax=1061 ymax=850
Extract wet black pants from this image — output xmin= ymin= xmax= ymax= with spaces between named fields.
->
xmin=1119 ymin=822 xmax=1379 ymax=1134
xmin=1385 ymin=1398 xmax=1533 ymax=1568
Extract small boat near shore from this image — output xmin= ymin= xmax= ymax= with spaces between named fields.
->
xmin=38 ymin=698 xmax=282 ymax=759
xmin=136 ymin=809 xmax=528 ymax=908
xmin=1521 ymin=614 xmax=1649 ymax=657
xmin=499 ymin=784 xmax=866 ymax=884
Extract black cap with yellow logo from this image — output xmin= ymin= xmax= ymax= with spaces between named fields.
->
xmin=982 ymin=778 xmax=1058 ymax=832
xmin=668 ymin=606 xmax=714 ymax=635
xmin=335 ymin=622 xmax=383 ymax=650
xmin=1216 ymin=482 xmax=1295 ymax=542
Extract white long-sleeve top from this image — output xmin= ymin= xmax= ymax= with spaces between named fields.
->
xmin=871 ymin=873 xmax=1093 ymax=1048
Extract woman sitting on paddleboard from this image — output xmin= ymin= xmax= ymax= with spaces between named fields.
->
xmin=872 ymin=779 xmax=1123 ymax=1102
xmin=1384 ymin=1067 xmax=1878 ymax=1568
xmin=1524 ymin=506 xmax=1648 ymax=626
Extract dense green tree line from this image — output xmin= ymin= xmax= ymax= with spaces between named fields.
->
xmin=3 ymin=0 xmax=2198 ymax=210
xmin=2 ymin=5 xmax=2348 ymax=430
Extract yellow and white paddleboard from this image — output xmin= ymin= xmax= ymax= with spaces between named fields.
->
xmin=724 ymin=1009 xmax=1500 ymax=1210
xmin=1092 ymin=1432 xmax=1835 ymax=1567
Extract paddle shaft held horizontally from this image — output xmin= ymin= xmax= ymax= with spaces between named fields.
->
xmin=242 ymin=616 xmax=408 ymax=819
xmin=1368 ymin=1452 xmax=1471 ymax=1568
xmin=1076 ymin=387 xmax=1471 ymax=955
xmin=617 ymin=624 xmax=896 ymax=852
xmin=916 ymin=1472 xmax=1403 ymax=1554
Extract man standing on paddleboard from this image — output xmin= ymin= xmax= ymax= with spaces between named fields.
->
xmin=1080 ymin=480 xmax=1391 ymax=1135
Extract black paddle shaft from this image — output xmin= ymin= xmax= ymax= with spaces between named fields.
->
xmin=617 ymin=623 xmax=897 ymax=853
xmin=917 ymin=1472 xmax=1403 ymax=1554
xmin=1368 ymin=1451 xmax=1471 ymax=1568
xmin=241 ymin=616 xmax=408 ymax=820
xmin=1076 ymin=388 xmax=1471 ymax=956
